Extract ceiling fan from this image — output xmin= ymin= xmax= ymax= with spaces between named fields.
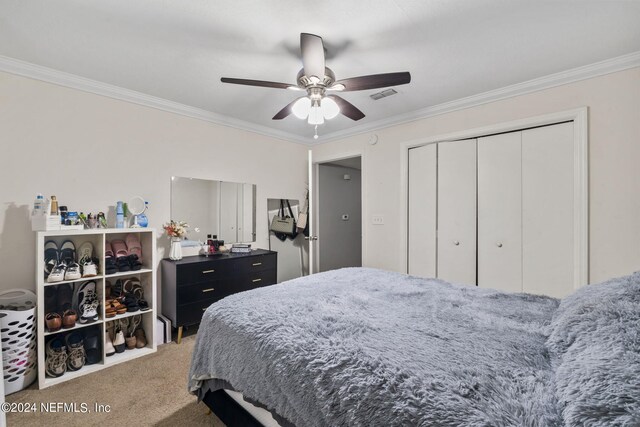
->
xmin=221 ymin=33 xmax=411 ymax=128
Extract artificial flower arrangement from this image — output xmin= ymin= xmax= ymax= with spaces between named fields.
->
xmin=163 ymin=220 xmax=189 ymax=238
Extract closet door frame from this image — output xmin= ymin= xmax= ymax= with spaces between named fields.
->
xmin=400 ymin=107 xmax=588 ymax=290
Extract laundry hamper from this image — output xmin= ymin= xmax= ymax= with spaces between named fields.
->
xmin=0 ymin=289 xmax=37 ymax=394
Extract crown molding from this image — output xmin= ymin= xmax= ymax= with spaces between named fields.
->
xmin=1 ymin=51 xmax=638 ymax=146
xmin=315 ymin=50 xmax=640 ymax=144
xmin=0 ymin=55 xmax=310 ymax=145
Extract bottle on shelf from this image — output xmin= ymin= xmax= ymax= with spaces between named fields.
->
xmin=212 ymin=235 xmax=220 ymax=252
xmin=207 ymin=234 xmax=215 ymax=254
xmin=116 ymin=201 xmax=125 ymax=229
xmin=32 ymin=193 xmax=44 ymax=216
xmin=50 ymin=196 xmax=59 ymax=215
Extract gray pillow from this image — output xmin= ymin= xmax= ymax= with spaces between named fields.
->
xmin=547 ymin=272 xmax=640 ymax=426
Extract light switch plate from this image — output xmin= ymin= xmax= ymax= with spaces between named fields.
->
xmin=372 ymin=215 xmax=384 ymax=225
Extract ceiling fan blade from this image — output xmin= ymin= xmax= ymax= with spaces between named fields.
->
xmin=333 ymin=72 xmax=411 ymax=91
xmin=221 ymin=77 xmax=296 ymax=90
xmin=272 ymin=97 xmax=304 ymax=120
xmin=327 ymin=95 xmax=365 ymax=121
xmin=300 ymin=33 xmax=325 ymax=80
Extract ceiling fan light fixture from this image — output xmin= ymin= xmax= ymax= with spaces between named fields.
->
xmin=328 ymin=83 xmax=345 ymax=91
xmin=309 ymin=76 xmax=321 ymax=84
xmin=321 ymin=97 xmax=340 ymax=119
xmin=308 ymin=104 xmax=325 ymax=125
xmin=292 ymin=97 xmax=311 ymax=119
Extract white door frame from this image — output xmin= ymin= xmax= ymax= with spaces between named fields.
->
xmin=312 ymin=151 xmax=366 ymax=273
xmin=399 ymin=107 xmax=589 ymax=289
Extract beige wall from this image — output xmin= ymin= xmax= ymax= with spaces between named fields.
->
xmin=0 ymin=71 xmax=309 ymax=291
xmin=313 ymin=67 xmax=640 ymax=284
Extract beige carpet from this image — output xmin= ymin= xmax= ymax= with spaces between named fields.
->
xmin=6 ymin=336 xmax=224 ymax=426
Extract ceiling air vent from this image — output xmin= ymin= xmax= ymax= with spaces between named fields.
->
xmin=370 ymin=88 xmax=398 ymax=100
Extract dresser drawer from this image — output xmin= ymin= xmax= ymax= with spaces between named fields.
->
xmin=177 ymin=298 xmax=219 ymax=326
xmin=236 ymin=253 xmax=277 ymax=273
xmin=241 ymin=269 xmax=277 ymax=291
xmin=177 ymin=280 xmax=232 ymax=304
xmin=176 ymin=260 xmax=232 ymax=284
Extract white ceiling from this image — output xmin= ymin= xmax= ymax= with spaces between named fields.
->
xmin=1 ymin=1 xmax=639 ymax=143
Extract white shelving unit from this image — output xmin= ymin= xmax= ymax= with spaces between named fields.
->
xmin=35 ymin=228 xmax=157 ymax=389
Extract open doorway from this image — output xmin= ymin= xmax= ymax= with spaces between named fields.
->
xmin=316 ymin=156 xmax=362 ymax=272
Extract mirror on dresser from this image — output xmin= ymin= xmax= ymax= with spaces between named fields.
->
xmin=171 ymin=176 xmax=256 ymax=245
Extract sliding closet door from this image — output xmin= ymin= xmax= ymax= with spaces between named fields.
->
xmin=408 ymin=144 xmax=437 ymax=277
xmin=437 ymin=139 xmax=476 ymax=285
xmin=477 ymin=132 xmax=523 ymax=292
xmin=522 ymin=122 xmax=574 ymax=297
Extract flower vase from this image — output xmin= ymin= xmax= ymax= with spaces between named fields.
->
xmin=169 ymin=237 xmax=183 ymax=260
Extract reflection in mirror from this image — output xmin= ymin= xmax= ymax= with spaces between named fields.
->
xmin=171 ymin=177 xmax=256 ymax=246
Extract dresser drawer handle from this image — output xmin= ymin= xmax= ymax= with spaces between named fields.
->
xmin=202 ymin=288 xmax=215 ymax=293
xmin=252 ymin=262 xmax=262 ymax=266
xmin=202 ymin=269 xmax=215 ymax=274
xmin=252 ymin=278 xmax=262 ymax=283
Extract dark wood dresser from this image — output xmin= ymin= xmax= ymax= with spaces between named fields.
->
xmin=161 ymin=249 xmax=277 ymax=343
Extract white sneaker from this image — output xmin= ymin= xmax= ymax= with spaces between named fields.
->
xmin=75 ymin=281 xmax=99 ymax=323
xmin=64 ymin=261 xmax=81 ymax=281
xmin=81 ymin=260 xmax=98 ymax=277
xmin=47 ymin=261 xmax=67 ymax=283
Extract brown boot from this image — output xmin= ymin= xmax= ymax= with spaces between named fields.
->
xmin=134 ymin=328 xmax=147 ymax=348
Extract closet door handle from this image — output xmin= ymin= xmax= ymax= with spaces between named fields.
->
xmin=202 ymin=269 xmax=215 ymax=274
xmin=496 ymin=242 xmax=503 ymax=248
xmin=453 ymin=240 xmax=460 ymax=246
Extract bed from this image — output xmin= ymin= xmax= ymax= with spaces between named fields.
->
xmin=188 ymin=267 xmax=640 ymax=426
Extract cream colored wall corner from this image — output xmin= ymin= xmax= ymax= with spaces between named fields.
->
xmin=312 ymin=67 xmax=640 ymax=284
xmin=0 ymin=71 xmax=309 ymax=291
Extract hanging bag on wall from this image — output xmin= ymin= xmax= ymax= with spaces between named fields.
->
xmin=270 ymin=199 xmax=296 ymax=238
xmin=297 ymin=190 xmax=309 ymax=236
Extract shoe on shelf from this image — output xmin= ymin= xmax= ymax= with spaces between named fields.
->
xmin=60 ymin=240 xmax=76 ymax=264
xmin=47 ymin=260 xmax=67 ymax=283
xmin=128 ymin=254 xmax=142 ymax=271
xmin=77 ymin=242 xmax=93 ymax=264
xmin=105 ymin=329 xmax=116 ymax=357
xmin=125 ymin=234 xmax=142 ymax=258
xmin=65 ymin=332 xmax=86 ymax=371
xmin=125 ymin=335 xmax=137 ymax=349
xmin=64 ymin=261 xmax=81 ymax=281
xmin=45 ymin=312 xmax=62 ymax=332
xmin=57 ymin=283 xmax=74 ymax=312
xmin=105 ymin=242 xmax=117 ymax=275
xmin=83 ymin=329 xmax=101 ymax=365
xmin=122 ymin=295 xmax=140 ymax=312
xmin=105 ymin=281 xmax=112 ymax=299
xmin=44 ymin=240 xmax=59 ymax=278
xmin=62 ymin=309 xmax=78 ymax=329
xmin=123 ymin=278 xmax=143 ymax=299
xmin=113 ymin=328 xmax=125 ymax=353
xmin=81 ymin=259 xmax=98 ymax=277
xmin=45 ymin=337 xmax=68 ymax=378
xmin=44 ymin=286 xmax=58 ymax=313
xmin=75 ymin=281 xmax=99 ymax=324
xmin=134 ymin=328 xmax=147 ymax=349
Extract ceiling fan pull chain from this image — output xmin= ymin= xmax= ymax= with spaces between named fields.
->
xmin=314 ymin=125 xmax=319 ymax=140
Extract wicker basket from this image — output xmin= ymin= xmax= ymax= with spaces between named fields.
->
xmin=0 ymin=289 xmax=37 ymax=394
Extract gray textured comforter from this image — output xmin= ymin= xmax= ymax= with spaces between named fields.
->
xmin=188 ymin=268 xmax=640 ymax=426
